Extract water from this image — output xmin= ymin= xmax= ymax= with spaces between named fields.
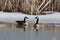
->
xmin=0 ymin=23 xmax=60 ymax=40
xmin=0 ymin=29 xmax=60 ymax=40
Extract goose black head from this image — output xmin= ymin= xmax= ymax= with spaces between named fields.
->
xmin=35 ymin=16 xmax=39 ymax=19
xmin=24 ymin=16 xmax=29 ymax=19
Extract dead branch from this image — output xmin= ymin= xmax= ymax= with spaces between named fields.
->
xmin=39 ymin=0 xmax=51 ymax=14
xmin=36 ymin=0 xmax=46 ymax=14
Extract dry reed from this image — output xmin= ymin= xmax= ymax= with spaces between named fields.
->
xmin=0 ymin=0 xmax=60 ymax=15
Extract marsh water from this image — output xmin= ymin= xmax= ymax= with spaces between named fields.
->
xmin=0 ymin=24 xmax=60 ymax=40
xmin=0 ymin=29 xmax=60 ymax=40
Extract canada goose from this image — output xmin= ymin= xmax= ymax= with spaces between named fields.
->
xmin=34 ymin=16 xmax=39 ymax=32
xmin=16 ymin=16 xmax=29 ymax=31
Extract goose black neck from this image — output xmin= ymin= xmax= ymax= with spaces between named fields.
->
xmin=24 ymin=18 xmax=26 ymax=23
xmin=36 ymin=18 xmax=39 ymax=24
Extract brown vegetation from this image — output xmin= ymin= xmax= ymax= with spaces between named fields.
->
xmin=0 ymin=0 xmax=60 ymax=15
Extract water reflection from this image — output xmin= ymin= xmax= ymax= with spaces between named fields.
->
xmin=0 ymin=24 xmax=60 ymax=40
xmin=0 ymin=29 xmax=60 ymax=40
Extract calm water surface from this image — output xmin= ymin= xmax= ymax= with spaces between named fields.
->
xmin=0 ymin=29 xmax=60 ymax=40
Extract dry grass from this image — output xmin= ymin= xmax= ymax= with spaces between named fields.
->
xmin=0 ymin=0 xmax=60 ymax=15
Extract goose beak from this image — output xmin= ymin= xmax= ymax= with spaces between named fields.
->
xmin=26 ymin=17 xmax=29 ymax=19
xmin=27 ymin=17 xmax=29 ymax=19
xmin=25 ymin=16 xmax=29 ymax=19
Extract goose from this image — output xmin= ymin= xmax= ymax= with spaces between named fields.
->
xmin=16 ymin=16 xmax=29 ymax=31
xmin=34 ymin=16 xmax=39 ymax=32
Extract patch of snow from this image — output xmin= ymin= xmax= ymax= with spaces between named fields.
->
xmin=0 ymin=12 xmax=60 ymax=27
